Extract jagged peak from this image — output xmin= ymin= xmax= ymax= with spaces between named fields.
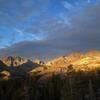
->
xmin=2 ymin=56 xmax=27 ymax=67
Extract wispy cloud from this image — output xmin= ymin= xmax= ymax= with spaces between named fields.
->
xmin=62 ymin=1 xmax=73 ymax=9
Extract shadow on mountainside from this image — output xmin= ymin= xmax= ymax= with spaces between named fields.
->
xmin=0 ymin=60 xmax=7 ymax=71
xmin=17 ymin=60 xmax=40 ymax=73
xmin=0 ymin=60 xmax=40 ymax=78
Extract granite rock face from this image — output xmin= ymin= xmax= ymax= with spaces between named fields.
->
xmin=2 ymin=56 xmax=27 ymax=67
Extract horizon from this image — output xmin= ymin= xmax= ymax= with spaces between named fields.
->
xmin=0 ymin=50 xmax=100 ymax=61
xmin=0 ymin=0 xmax=100 ymax=60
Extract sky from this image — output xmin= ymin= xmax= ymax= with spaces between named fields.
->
xmin=0 ymin=0 xmax=100 ymax=60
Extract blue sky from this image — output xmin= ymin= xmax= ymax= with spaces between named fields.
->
xmin=0 ymin=0 xmax=100 ymax=59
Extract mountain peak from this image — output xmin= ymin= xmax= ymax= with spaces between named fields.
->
xmin=2 ymin=56 xmax=27 ymax=67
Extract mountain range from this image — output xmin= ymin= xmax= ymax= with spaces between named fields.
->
xmin=0 ymin=50 xmax=100 ymax=79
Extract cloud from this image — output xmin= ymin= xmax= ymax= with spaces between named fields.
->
xmin=69 ymin=4 xmax=100 ymax=43
xmin=14 ymin=28 xmax=24 ymax=35
xmin=0 ymin=2 xmax=100 ymax=60
xmin=0 ymin=40 xmax=66 ymax=60
xmin=62 ymin=1 xmax=73 ymax=9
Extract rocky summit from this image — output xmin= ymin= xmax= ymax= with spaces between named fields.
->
xmin=2 ymin=56 xmax=28 ymax=67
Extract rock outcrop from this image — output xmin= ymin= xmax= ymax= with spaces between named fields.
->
xmin=3 ymin=56 xmax=27 ymax=67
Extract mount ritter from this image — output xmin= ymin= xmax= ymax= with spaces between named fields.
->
xmin=0 ymin=50 xmax=100 ymax=100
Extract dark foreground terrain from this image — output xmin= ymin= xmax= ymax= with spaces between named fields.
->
xmin=0 ymin=71 xmax=100 ymax=100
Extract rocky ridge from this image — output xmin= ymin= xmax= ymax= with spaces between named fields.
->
xmin=30 ymin=50 xmax=100 ymax=77
xmin=0 ymin=50 xmax=100 ymax=79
